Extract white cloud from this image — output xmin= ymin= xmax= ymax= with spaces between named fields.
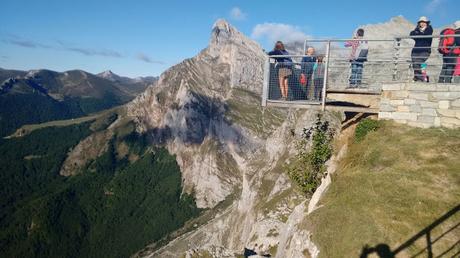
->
xmin=251 ymin=23 xmax=308 ymax=43
xmin=425 ymin=0 xmax=444 ymax=13
xmin=229 ymin=7 xmax=246 ymax=21
xmin=136 ymin=53 xmax=164 ymax=64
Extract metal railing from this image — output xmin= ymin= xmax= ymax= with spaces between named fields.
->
xmin=263 ymin=55 xmax=326 ymax=104
xmin=262 ymin=35 xmax=460 ymax=109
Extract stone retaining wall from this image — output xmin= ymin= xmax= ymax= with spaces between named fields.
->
xmin=379 ymin=83 xmax=460 ymax=128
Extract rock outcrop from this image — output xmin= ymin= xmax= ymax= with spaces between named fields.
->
xmin=127 ymin=19 xmax=269 ymax=209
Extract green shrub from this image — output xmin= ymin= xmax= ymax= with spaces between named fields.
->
xmin=287 ymin=114 xmax=334 ymax=195
xmin=355 ymin=118 xmax=381 ymax=142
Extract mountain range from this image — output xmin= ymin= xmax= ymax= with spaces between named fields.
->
xmin=0 ymin=68 xmax=157 ymax=137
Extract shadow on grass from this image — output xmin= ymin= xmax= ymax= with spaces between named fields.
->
xmin=360 ymin=203 xmax=460 ymax=258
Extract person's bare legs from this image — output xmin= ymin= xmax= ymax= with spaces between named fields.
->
xmin=283 ymin=78 xmax=289 ymax=99
xmin=278 ymin=75 xmax=285 ymax=98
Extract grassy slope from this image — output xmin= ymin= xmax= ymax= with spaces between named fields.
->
xmin=5 ymin=106 xmax=122 ymax=138
xmin=308 ymin=121 xmax=460 ymax=257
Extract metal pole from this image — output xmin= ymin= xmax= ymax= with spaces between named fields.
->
xmin=321 ymin=40 xmax=331 ymax=112
xmin=393 ymin=38 xmax=401 ymax=81
xmin=303 ymin=39 xmax=308 ymax=55
xmin=262 ymin=56 xmax=270 ymax=107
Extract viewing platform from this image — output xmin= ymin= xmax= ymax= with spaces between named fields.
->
xmin=261 ymin=35 xmax=460 ymax=126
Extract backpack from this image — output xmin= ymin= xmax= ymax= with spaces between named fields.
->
xmin=438 ymin=28 xmax=456 ymax=55
xmin=357 ymin=49 xmax=368 ymax=62
xmin=356 ymin=41 xmax=369 ymax=62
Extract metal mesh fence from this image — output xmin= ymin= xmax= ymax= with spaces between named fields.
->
xmin=395 ymin=37 xmax=459 ymax=84
xmin=325 ymin=39 xmax=395 ymax=91
xmin=305 ymin=36 xmax=460 ymax=90
xmin=267 ymin=56 xmax=324 ymax=103
xmin=262 ymin=35 xmax=460 ymax=107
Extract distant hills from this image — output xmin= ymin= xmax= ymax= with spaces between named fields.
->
xmin=97 ymin=70 xmax=157 ymax=85
xmin=0 ymin=68 xmax=157 ymax=137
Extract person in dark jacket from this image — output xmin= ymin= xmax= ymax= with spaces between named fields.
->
xmin=268 ymin=41 xmax=292 ymax=100
xmin=410 ymin=16 xmax=433 ymax=82
xmin=301 ymin=47 xmax=317 ymax=75
xmin=300 ymin=47 xmax=317 ymax=99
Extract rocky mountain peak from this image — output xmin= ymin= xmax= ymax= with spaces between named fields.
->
xmin=97 ymin=70 xmax=119 ymax=81
xmin=100 ymin=70 xmax=114 ymax=77
xmin=25 ymin=69 xmax=41 ymax=78
xmin=204 ymin=19 xmax=266 ymax=93
xmin=208 ymin=18 xmax=263 ymax=54
xmin=210 ymin=19 xmax=237 ymax=46
xmin=127 ymin=19 xmax=271 ymax=209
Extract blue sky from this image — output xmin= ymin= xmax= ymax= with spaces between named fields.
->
xmin=0 ymin=0 xmax=458 ymax=77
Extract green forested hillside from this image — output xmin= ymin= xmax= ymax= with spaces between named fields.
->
xmin=0 ymin=94 xmax=83 ymax=137
xmin=0 ymin=68 xmax=152 ymax=137
xmin=0 ymin=122 xmax=200 ymax=258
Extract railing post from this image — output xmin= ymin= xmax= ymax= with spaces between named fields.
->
xmin=262 ymin=55 xmax=270 ymax=107
xmin=393 ymin=38 xmax=401 ymax=81
xmin=303 ymin=39 xmax=308 ymax=55
xmin=321 ymin=40 xmax=331 ymax=111
xmin=426 ymin=231 xmax=433 ymax=258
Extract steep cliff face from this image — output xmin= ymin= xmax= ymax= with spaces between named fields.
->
xmin=127 ymin=19 xmax=270 ymax=209
xmin=206 ymin=19 xmax=266 ymax=93
xmin=125 ymin=19 xmax=343 ymax=257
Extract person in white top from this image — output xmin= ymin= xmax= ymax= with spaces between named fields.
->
xmin=345 ymin=28 xmax=369 ymax=87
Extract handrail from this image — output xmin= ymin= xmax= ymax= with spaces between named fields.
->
xmin=397 ymin=34 xmax=460 ymax=39
xmin=268 ymin=55 xmax=310 ymax=58
xmin=304 ymin=35 xmax=460 ymax=53
xmin=322 ymin=41 xmax=331 ymax=111
xmin=261 ymin=35 xmax=460 ymax=108
xmin=306 ymin=39 xmax=395 ymax=42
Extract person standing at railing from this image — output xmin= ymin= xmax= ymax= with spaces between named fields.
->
xmin=438 ymin=21 xmax=460 ymax=83
xmin=345 ymin=28 xmax=368 ymax=88
xmin=268 ymin=41 xmax=293 ymax=100
xmin=300 ymin=47 xmax=317 ymax=99
xmin=312 ymin=55 xmax=325 ymax=101
xmin=452 ymin=21 xmax=460 ymax=83
xmin=409 ymin=16 xmax=433 ymax=82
